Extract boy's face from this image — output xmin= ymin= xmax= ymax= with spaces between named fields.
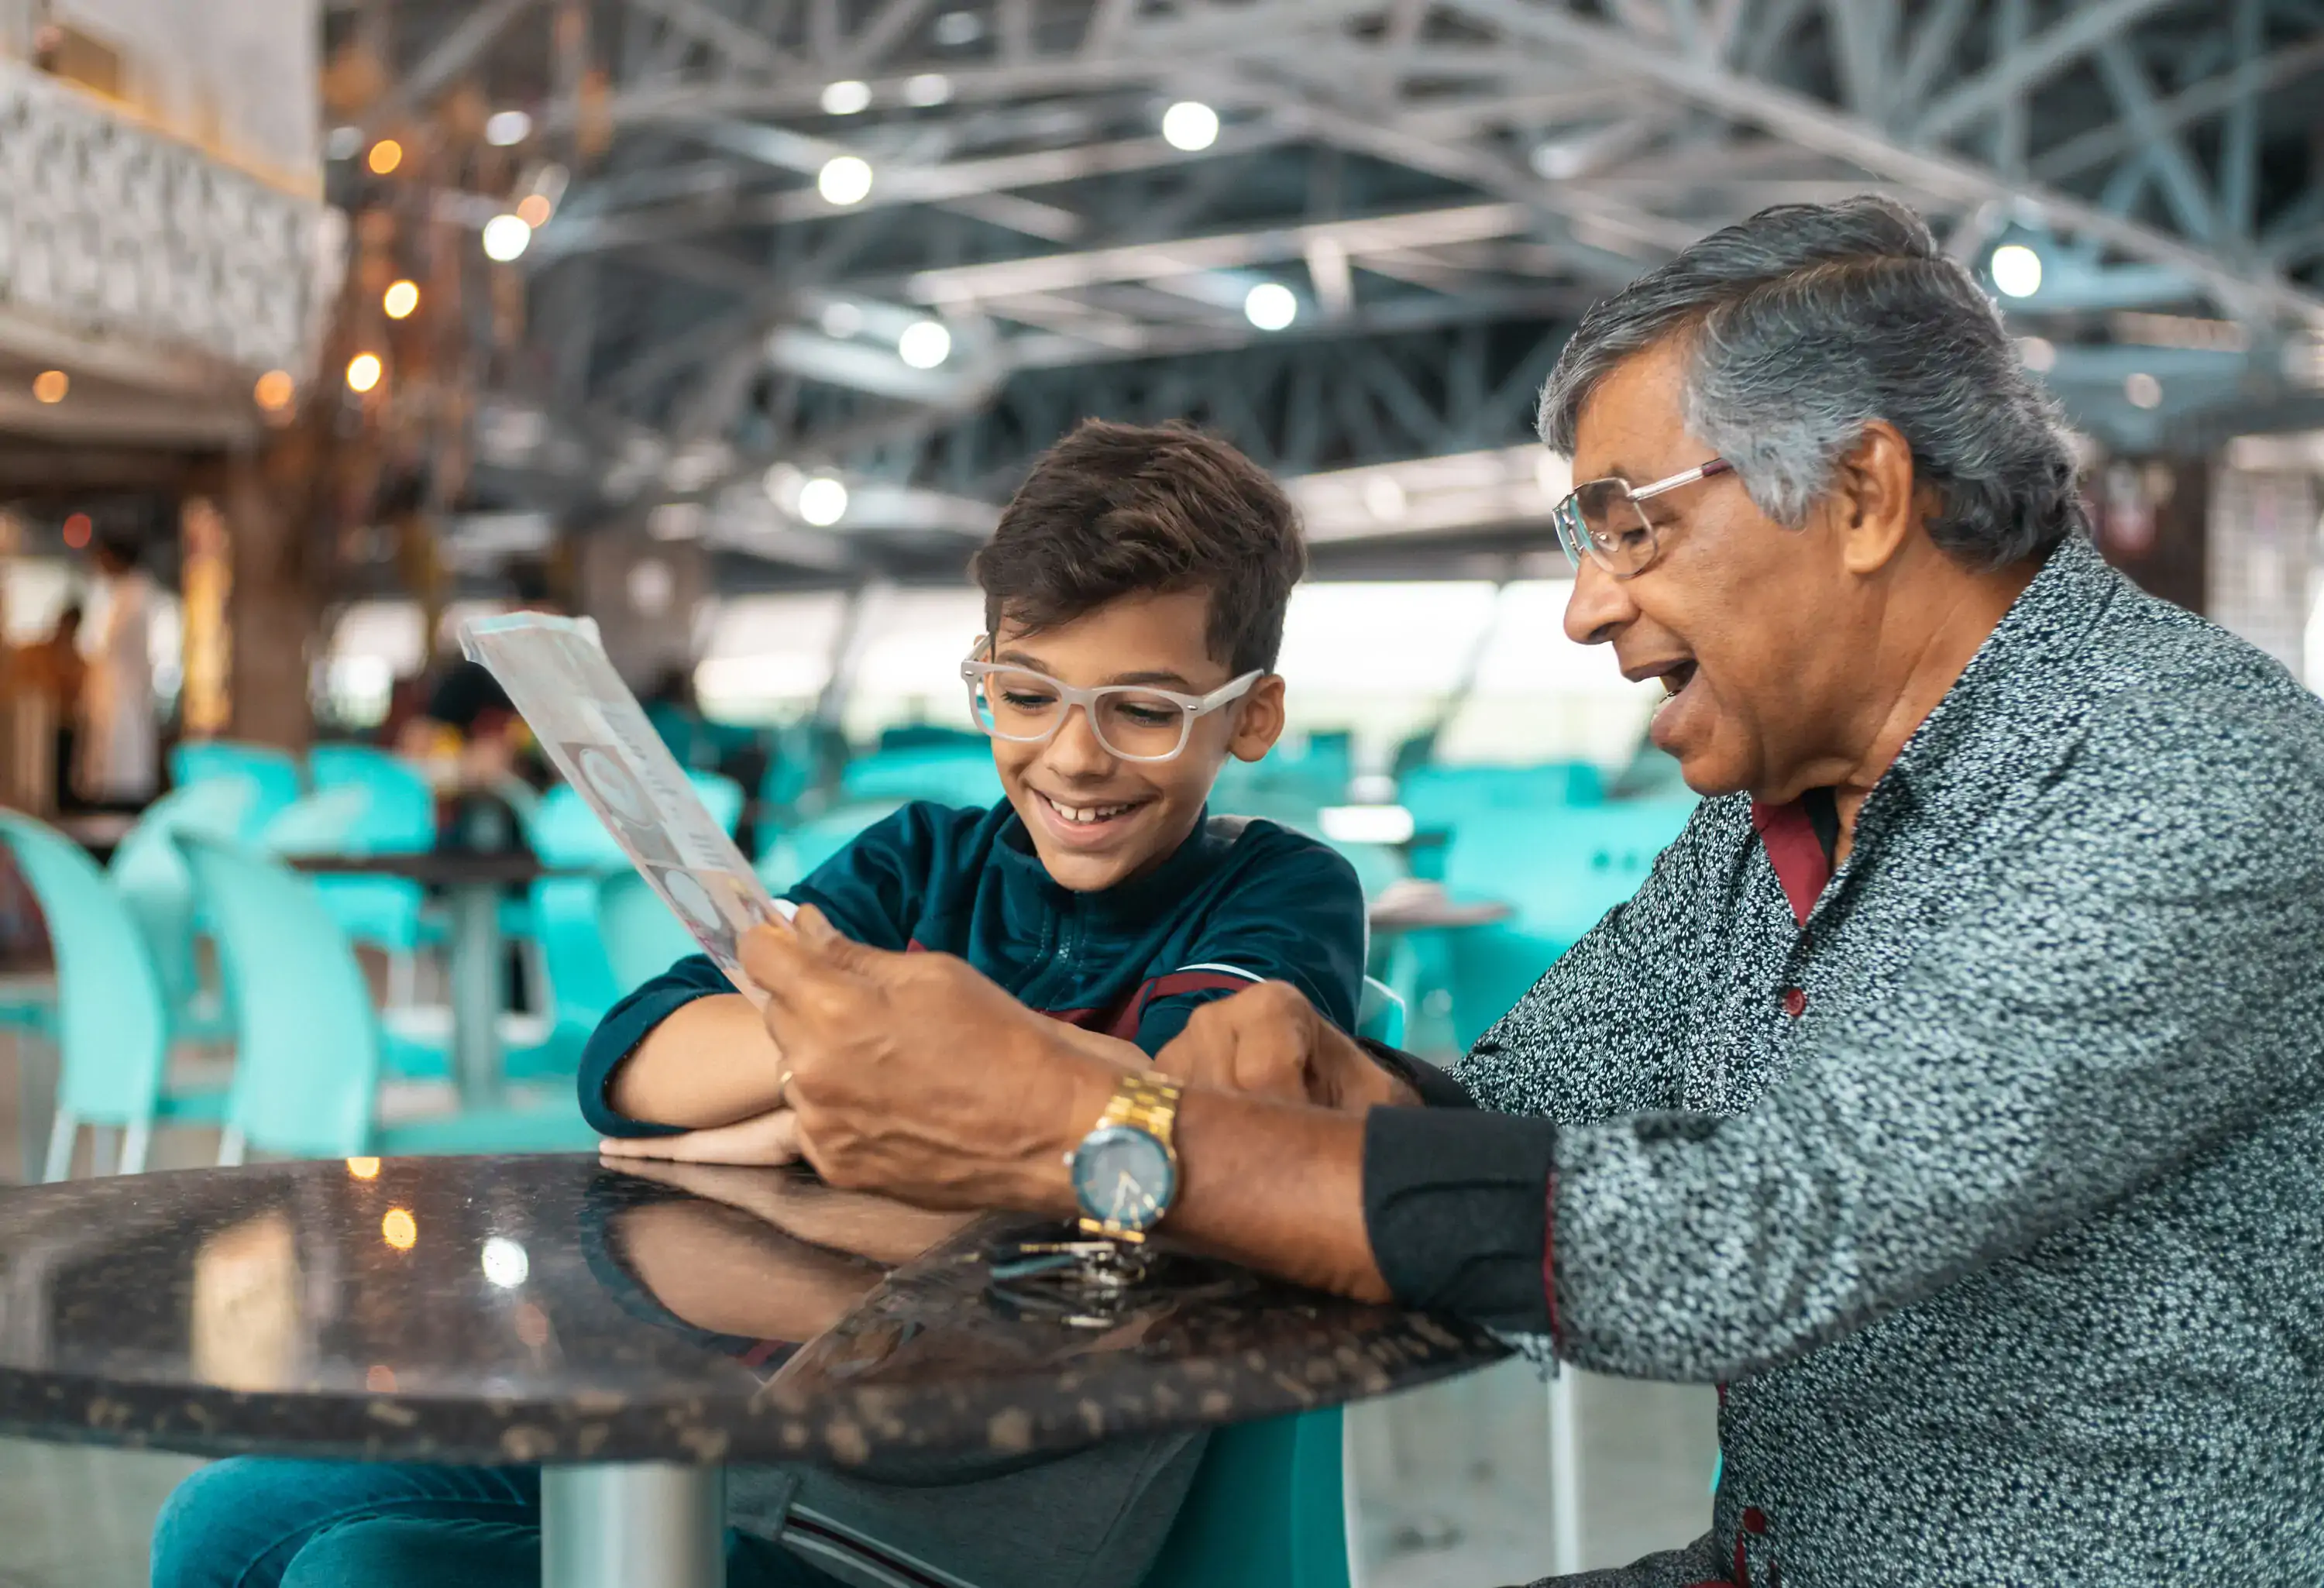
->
xmin=985 ymin=588 xmax=1286 ymax=892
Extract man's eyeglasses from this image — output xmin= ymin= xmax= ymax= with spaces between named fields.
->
xmin=961 ymin=650 xmax=1263 ymax=763
xmin=1552 ymin=457 xmax=1737 ymax=579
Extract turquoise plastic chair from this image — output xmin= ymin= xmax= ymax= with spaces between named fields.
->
xmin=1142 ymin=1408 xmax=1350 ymax=1588
xmin=0 ymin=812 xmax=181 ymax=1177
xmin=170 ymin=741 xmax=303 ymax=840
xmin=108 ymin=777 xmax=261 ymax=1040
xmin=180 ymin=837 xmax=598 ymax=1160
xmin=1436 ymin=799 xmax=1697 ymax=1049
xmin=266 ymin=769 xmax=440 ymax=999
xmin=1355 ymin=975 xmax=1404 ymax=1047
xmin=528 ymin=874 xmax=626 ymax=1074
xmin=837 ymin=748 xmax=1002 ymax=809
xmin=757 ymin=800 xmax=906 ymax=892
xmin=529 ymin=770 xmax=746 ymax=868
xmin=600 ymin=871 xmax=706 ymax=992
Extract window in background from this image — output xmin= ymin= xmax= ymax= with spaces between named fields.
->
xmin=1274 ymin=582 xmax=1499 ymax=768
xmin=1 ymin=557 xmax=78 ymax=644
xmin=325 ymin=601 xmax=427 ymax=729
xmin=694 ymin=592 xmax=849 ymax=724
xmin=1436 ymin=581 xmax=1658 ymax=766
xmin=844 ymin=587 xmax=986 ymax=743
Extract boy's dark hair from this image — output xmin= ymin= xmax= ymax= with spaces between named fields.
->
xmin=970 ymin=419 xmax=1305 ymax=675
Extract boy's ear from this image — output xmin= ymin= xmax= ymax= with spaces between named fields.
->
xmin=1226 ymin=675 xmax=1287 ymax=764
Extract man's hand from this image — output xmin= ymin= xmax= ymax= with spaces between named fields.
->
xmin=599 ymin=1109 xmax=800 ymax=1166
xmin=1155 ymin=982 xmax=1416 ymax=1112
xmin=739 ymin=908 xmax=1113 ymax=1214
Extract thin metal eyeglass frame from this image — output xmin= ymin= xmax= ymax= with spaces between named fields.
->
xmin=1552 ymin=456 xmax=1737 ymax=577
xmin=960 ymin=656 xmax=1265 ymax=762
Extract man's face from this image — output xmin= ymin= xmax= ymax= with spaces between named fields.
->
xmin=1562 ymin=340 xmax=1865 ymax=800
xmin=985 ymin=588 xmax=1285 ymax=892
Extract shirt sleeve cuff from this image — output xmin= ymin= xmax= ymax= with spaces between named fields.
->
xmin=1356 ymin=1039 xmax=1475 ymax=1109
xmin=1362 ymin=1105 xmax=1557 ymax=1335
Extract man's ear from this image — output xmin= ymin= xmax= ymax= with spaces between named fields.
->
xmin=1827 ymin=419 xmax=1920 ymax=577
xmin=1227 ymin=675 xmax=1287 ymax=764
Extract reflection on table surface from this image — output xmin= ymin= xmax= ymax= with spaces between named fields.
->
xmin=0 ymin=1155 xmax=1501 ymax=1469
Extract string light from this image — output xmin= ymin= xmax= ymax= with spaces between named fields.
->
xmin=1161 ymin=101 xmax=1219 ymax=153
xmin=514 ymin=193 xmax=552 ymax=228
xmin=817 ymin=156 xmax=873 ymax=206
xmin=62 ymin=513 xmax=91 ymax=549
xmin=897 ymin=319 xmax=952 ymax=369
xmin=346 ymin=352 xmax=383 ymax=394
xmin=32 ymin=370 xmax=67 ymax=404
xmin=255 ymin=370 xmax=296 ymax=410
xmin=367 ymin=139 xmax=403 ymax=175
xmin=797 ymin=476 xmax=849 ymax=526
xmin=382 ymin=280 xmax=419 ymax=319
xmin=481 ymin=214 xmax=532 ymax=262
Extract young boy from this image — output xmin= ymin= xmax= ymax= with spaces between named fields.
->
xmin=149 ymin=420 xmax=1367 ymax=1588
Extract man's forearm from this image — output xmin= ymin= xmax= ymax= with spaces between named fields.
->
xmin=608 ymin=993 xmax=789 ymax=1127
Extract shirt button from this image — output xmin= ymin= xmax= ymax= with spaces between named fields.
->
xmin=1741 ymin=1506 xmax=1770 ymax=1535
xmin=1779 ymin=988 xmax=1807 ymax=1018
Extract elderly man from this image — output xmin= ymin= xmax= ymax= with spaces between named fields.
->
xmin=738 ymin=197 xmax=2324 ymax=1586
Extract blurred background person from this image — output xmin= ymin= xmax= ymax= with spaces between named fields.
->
xmin=74 ymin=535 xmax=157 ymax=810
xmin=9 ymin=602 xmax=84 ymax=812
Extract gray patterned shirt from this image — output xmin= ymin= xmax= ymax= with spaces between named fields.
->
xmin=1430 ymin=534 xmax=2324 ymax=1586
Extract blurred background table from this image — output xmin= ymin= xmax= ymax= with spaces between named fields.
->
xmin=290 ymin=853 xmax=566 ymax=1107
xmin=0 ymin=1154 xmax=1503 ymax=1588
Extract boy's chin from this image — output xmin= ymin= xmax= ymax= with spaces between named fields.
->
xmin=1030 ymin=841 xmax=1147 ymax=893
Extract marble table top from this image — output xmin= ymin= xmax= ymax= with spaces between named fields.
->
xmin=0 ymin=1156 xmax=1504 ymax=1472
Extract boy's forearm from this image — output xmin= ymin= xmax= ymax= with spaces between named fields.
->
xmin=607 ymin=993 xmax=789 ymax=1128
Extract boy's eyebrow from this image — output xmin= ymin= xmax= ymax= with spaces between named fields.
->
xmin=992 ymin=649 xmax=1198 ymax=690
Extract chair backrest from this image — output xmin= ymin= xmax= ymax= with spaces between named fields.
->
xmin=756 ymin=799 xmax=906 ymax=892
xmin=0 ymin=812 xmax=171 ymax=1126
xmin=304 ymin=746 xmax=437 ymax=851
xmin=837 ymin=748 xmax=1002 ymax=809
xmin=533 ymin=874 xmax=625 ymax=1043
xmin=180 ymin=837 xmax=382 ymax=1159
xmin=256 ymin=788 xmax=374 ymax=857
xmin=530 ymin=770 xmax=746 ymax=868
xmin=108 ymin=777 xmax=260 ymax=1016
xmin=1400 ymin=761 xmax=1607 ymax=836
xmin=1355 ymin=976 xmax=1405 ymax=1047
xmin=1437 ymin=799 xmax=1697 ymax=1050
xmin=1141 ymin=1409 xmax=1349 ymax=1588
xmin=169 ymin=741 xmax=303 ymax=839
xmin=599 ymin=872 xmax=709 ymax=992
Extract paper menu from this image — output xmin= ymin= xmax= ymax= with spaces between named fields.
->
xmin=461 ymin=612 xmax=789 ymax=1004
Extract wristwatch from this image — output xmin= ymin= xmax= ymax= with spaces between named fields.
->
xmin=1067 ymin=1073 xmax=1182 ymax=1241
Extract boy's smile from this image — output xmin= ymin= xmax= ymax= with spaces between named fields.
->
xmin=984 ymin=588 xmax=1286 ymax=892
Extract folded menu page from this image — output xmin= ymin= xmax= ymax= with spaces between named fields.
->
xmin=462 ymin=613 xmax=791 ymax=1003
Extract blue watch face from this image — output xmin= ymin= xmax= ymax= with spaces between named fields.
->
xmin=1071 ymin=1125 xmax=1176 ymax=1232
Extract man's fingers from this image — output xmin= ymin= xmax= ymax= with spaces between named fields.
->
xmin=596 ymin=1109 xmax=801 ymax=1166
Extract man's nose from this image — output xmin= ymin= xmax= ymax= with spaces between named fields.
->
xmin=1043 ymin=703 xmax=1116 ymax=777
xmin=1563 ymin=556 xmax=1638 ymax=647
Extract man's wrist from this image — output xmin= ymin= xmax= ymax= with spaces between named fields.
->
xmin=1018 ymin=1045 xmax=1121 ymax=1218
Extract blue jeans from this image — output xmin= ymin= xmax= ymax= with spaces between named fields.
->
xmin=150 ymin=1459 xmax=841 ymax=1588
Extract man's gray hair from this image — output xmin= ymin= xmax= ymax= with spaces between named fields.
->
xmin=1537 ymin=196 xmax=2084 ymax=568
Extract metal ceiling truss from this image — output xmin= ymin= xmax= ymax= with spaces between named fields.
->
xmin=345 ymin=0 xmax=2324 ymax=558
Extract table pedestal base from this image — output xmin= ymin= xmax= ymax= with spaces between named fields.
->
xmin=541 ymin=1463 xmax=725 ymax=1588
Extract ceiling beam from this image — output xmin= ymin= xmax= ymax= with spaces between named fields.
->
xmin=1906 ymin=0 xmax=2192 ymax=146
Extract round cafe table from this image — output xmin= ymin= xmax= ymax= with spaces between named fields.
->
xmin=0 ymin=1154 xmax=1504 ymax=1588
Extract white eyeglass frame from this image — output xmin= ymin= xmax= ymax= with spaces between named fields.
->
xmin=960 ymin=649 xmax=1265 ymax=762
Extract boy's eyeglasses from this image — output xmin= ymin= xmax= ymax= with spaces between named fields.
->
xmin=1552 ymin=456 xmax=1736 ymax=578
xmin=961 ymin=653 xmax=1263 ymax=763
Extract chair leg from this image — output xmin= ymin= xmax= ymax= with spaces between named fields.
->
xmin=119 ymin=1119 xmax=152 ymax=1175
xmin=1547 ymin=1363 xmax=1583 ymax=1576
xmin=217 ymin=1127 xmax=246 ymax=1167
xmin=387 ymin=950 xmax=416 ymax=1009
xmin=42 ymin=1112 xmax=76 ymax=1184
xmin=89 ymin=1128 xmax=118 ymax=1177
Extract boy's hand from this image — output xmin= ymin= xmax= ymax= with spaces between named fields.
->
xmin=740 ymin=907 xmax=1114 ymax=1215
xmin=1154 ymin=982 xmax=1415 ymax=1112
xmin=598 ymin=1109 xmax=800 ymax=1166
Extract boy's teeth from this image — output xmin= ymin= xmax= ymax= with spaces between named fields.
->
xmin=1050 ymin=796 xmax=1131 ymax=824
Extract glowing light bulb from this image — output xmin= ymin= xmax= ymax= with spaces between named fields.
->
xmin=820 ymin=79 xmax=871 ymax=115
xmin=1989 ymin=243 xmax=2042 ymax=298
xmin=383 ymin=280 xmax=419 ymax=319
xmin=346 ymin=352 xmax=383 ymax=394
xmin=367 ymin=139 xmax=403 ymax=175
xmin=482 ymin=214 xmax=533 ymax=261
xmin=32 ymin=370 xmax=67 ymax=404
xmin=797 ymin=476 xmax=849 ymax=526
xmin=484 ymin=109 xmax=531 ymax=146
xmin=1243 ymin=281 xmax=1297 ymax=331
xmin=1161 ymin=101 xmax=1219 ymax=152
xmin=897 ymin=319 xmax=952 ymax=369
xmin=817 ymin=155 xmax=873 ymax=206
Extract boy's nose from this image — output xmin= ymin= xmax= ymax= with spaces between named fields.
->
xmin=1042 ymin=703 xmax=1116 ymax=776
